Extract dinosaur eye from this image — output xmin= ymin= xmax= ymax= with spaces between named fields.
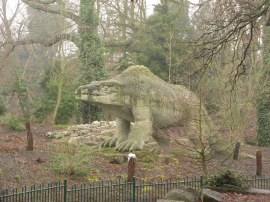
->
xmin=101 ymin=86 xmax=109 ymax=92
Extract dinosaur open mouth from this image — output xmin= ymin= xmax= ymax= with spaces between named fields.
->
xmin=80 ymin=91 xmax=101 ymax=96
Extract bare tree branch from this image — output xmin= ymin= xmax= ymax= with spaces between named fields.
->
xmin=21 ymin=0 xmax=80 ymax=24
xmin=2 ymin=33 xmax=134 ymax=50
xmin=194 ymin=0 xmax=266 ymax=85
xmin=0 ymin=0 xmax=22 ymax=71
xmin=2 ymin=32 xmax=80 ymax=47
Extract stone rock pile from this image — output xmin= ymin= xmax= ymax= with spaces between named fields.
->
xmin=45 ymin=121 xmax=116 ymax=146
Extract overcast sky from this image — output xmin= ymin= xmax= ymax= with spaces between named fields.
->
xmin=146 ymin=0 xmax=160 ymax=14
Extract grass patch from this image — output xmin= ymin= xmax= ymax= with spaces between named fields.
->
xmin=1 ymin=114 xmax=25 ymax=131
xmin=49 ymin=142 xmax=93 ymax=177
xmin=245 ymin=138 xmax=258 ymax=146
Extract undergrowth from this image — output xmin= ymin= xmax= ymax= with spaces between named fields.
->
xmin=1 ymin=114 xmax=25 ymax=131
xmin=49 ymin=142 xmax=93 ymax=177
xmin=204 ymin=169 xmax=247 ymax=188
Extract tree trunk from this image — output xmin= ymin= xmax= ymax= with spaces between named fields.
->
xmin=26 ymin=121 xmax=33 ymax=151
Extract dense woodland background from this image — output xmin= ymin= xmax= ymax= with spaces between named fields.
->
xmin=1 ymin=0 xmax=270 ymax=147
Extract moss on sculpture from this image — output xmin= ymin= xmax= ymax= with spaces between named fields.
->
xmin=75 ymin=65 xmax=223 ymax=152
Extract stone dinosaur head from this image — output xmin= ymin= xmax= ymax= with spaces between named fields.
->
xmin=75 ymin=80 xmax=123 ymax=106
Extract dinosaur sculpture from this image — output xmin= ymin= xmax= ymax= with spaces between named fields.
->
xmin=75 ymin=65 xmax=223 ymax=152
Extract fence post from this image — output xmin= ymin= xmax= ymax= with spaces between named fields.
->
xmin=233 ymin=141 xmax=240 ymax=161
xmin=63 ymin=180 xmax=67 ymax=202
xmin=256 ymin=150 xmax=262 ymax=176
xmin=200 ymin=176 xmax=204 ymax=189
xmin=128 ymin=153 xmax=136 ymax=182
xmin=132 ymin=176 xmax=136 ymax=202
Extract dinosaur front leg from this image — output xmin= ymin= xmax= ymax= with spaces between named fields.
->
xmin=101 ymin=118 xmax=130 ymax=148
xmin=116 ymin=103 xmax=152 ymax=152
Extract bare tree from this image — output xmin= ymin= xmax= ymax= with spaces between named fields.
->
xmin=194 ymin=0 xmax=265 ymax=83
xmin=0 ymin=0 xmax=24 ymax=71
xmin=193 ymin=0 xmax=270 ymax=147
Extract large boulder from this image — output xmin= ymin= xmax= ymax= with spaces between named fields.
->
xmin=203 ymin=188 xmax=222 ymax=202
xmin=159 ymin=188 xmax=199 ymax=202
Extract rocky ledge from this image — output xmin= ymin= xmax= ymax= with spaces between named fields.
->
xmin=45 ymin=121 xmax=116 ymax=146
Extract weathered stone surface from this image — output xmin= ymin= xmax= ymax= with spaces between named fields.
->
xmin=245 ymin=188 xmax=270 ymax=194
xmin=164 ymin=188 xmax=198 ymax=202
xmin=203 ymin=188 xmax=222 ymax=202
xmin=45 ymin=121 xmax=116 ymax=146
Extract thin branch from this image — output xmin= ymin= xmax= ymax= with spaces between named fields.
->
xmin=2 ymin=34 xmax=133 ymax=50
xmin=21 ymin=0 xmax=80 ymax=24
xmin=194 ymin=0 xmax=265 ymax=83
xmin=0 ymin=44 xmax=15 ymax=72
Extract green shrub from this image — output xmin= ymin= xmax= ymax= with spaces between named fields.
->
xmin=204 ymin=169 xmax=247 ymax=188
xmin=0 ymin=98 xmax=5 ymax=115
xmin=55 ymin=92 xmax=76 ymax=124
xmin=34 ymin=60 xmax=77 ymax=124
xmin=2 ymin=114 xmax=25 ymax=131
xmin=245 ymin=138 xmax=258 ymax=146
xmin=50 ymin=143 xmax=93 ymax=176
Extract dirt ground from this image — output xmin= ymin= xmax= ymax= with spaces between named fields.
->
xmin=1 ymin=121 xmax=270 ymax=201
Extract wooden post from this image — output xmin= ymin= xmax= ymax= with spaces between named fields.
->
xmin=233 ymin=142 xmax=240 ymax=161
xmin=26 ymin=121 xmax=33 ymax=151
xmin=128 ymin=153 xmax=136 ymax=182
xmin=256 ymin=150 xmax=262 ymax=176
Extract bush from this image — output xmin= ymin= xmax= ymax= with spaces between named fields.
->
xmin=0 ymin=98 xmax=5 ymax=115
xmin=50 ymin=143 xmax=93 ymax=176
xmin=1 ymin=114 xmax=25 ymax=131
xmin=55 ymin=92 xmax=76 ymax=124
xmin=204 ymin=169 xmax=247 ymax=188
xmin=34 ymin=60 xmax=77 ymax=124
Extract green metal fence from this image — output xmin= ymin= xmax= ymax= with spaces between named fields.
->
xmin=1 ymin=176 xmax=270 ymax=202
xmin=0 ymin=181 xmax=66 ymax=202
xmin=245 ymin=175 xmax=270 ymax=190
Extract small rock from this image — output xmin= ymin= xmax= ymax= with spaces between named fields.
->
xmin=92 ymin=121 xmax=100 ymax=127
xmin=45 ymin=132 xmax=53 ymax=138
xmin=36 ymin=157 xmax=45 ymax=163
xmin=99 ymin=126 xmax=106 ymax=130
xmin=109 ymin=155 xmax=128 ymax=164
xmin=54 ymin=132 xmax=64 ymax=139
xmin=108 ymin=121 xmax=116 ymax=127
xmin=80 ymin=130 xmax=88 ymax=135
xmin=100 ymin=121 xmax=107 ymax=126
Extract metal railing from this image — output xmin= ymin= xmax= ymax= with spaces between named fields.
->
xmin=1 ymin=176 xmax=269 ymax=202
